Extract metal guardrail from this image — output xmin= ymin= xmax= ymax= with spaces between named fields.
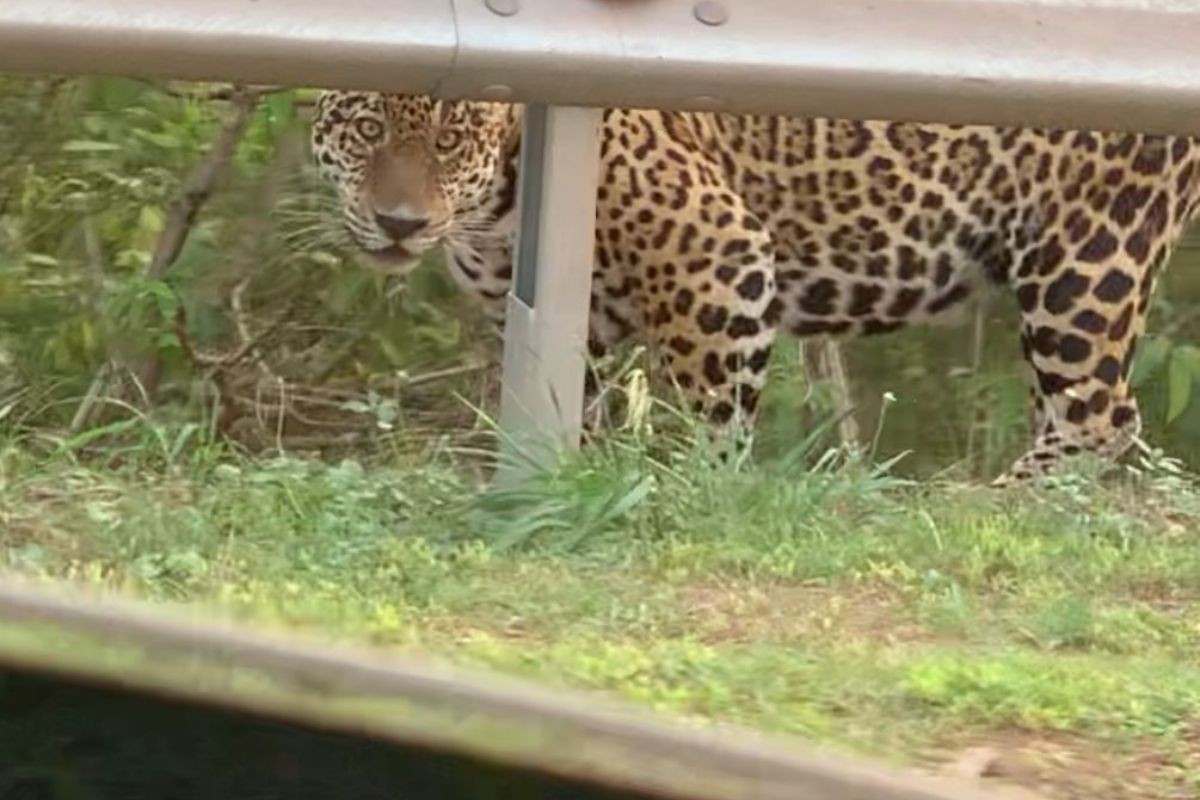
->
xmin=0 ymin=579 xmax=1000 ymax=800
xmin=4 ymin=1 xmax=1200 ymax=133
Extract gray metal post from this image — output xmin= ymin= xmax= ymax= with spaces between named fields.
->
xmin=497 ymin=104 xmax=602 ymax=477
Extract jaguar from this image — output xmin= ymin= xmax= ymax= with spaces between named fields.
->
xmin=311 ymin=90 xmax=1200 ymax=485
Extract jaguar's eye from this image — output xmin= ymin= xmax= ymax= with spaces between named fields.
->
xmin=435 ymin=129 xmax=462 ymax=153
xmin=354 ymin=118 xmax=385 ymax=142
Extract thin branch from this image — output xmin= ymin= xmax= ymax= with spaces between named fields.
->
xmin=172 ymin=126 xmax=308 ymax=436
xmin=145 ymin=87 xmax=262 ymax=282
xmin=69 ymin=363 xmax=112 ymax=434
xmin=397 ymin=363 xmax=491 ymax=390
xmin=135 ymin=86 xmax=262 ymax=400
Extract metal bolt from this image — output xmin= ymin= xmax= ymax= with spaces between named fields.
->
xmin=485 ymin=0 xmax=519 ymax=17
xmin=693 ymin=0 xmax=728 ymax=26
xmin=479 ymin=83 xmax=515 ymax=102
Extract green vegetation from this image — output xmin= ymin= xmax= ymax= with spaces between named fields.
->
xmin=4 ymin=75 xmax=1200 ymax=798
xmin=3 ymin=424 xmax=1200 ymax=797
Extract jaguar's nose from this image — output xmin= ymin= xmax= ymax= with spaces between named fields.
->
xmin=374 ymin=212 xmax=428 ymax=241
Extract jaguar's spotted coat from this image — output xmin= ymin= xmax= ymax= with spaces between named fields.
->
xmin=312 ymin=91 xmax=1200 ymax=485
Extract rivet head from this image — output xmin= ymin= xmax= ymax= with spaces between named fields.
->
xmin=693 ymin=0 xmax=729 ymax=26
xmin=485 ymin=0 xmax=519 ymax=16
xmin=479 ymin=83 xmax=515 ymax=102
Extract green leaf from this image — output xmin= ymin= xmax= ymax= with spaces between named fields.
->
xmin=155 ymin=332 xmax=181 ymax=350
xmin=56 ymin=418 xmax=142 ymax=453
xmin=62 ymin=140 xmax=121 ymax=153
xmin=1166 ymin=346 xmax=1195 ymax=424
xmin=132 ymin=128 xmax=186 ymax=150
xmin=1131 ymin=335 xmax=1171 ymax=388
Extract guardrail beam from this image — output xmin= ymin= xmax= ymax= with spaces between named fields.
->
xmin=5 ymin=1 xmax=1200 ymax=134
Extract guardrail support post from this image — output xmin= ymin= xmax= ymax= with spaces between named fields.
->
xmin=497 ymin=104 xmax=602 ymax=481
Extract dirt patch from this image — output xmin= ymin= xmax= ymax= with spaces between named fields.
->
xmin=924 ymin=731 xmax=1200 ymax=800
xmin=676 ymin=581 xmax=930 ymax=646
xmin=1126 ymin=578 xmax=1200 ymax=611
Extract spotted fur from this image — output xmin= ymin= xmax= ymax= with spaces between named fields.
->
xmin=312 ymin=90 xmax=1200 ymax=485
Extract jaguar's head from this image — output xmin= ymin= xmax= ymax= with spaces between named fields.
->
xmin=311 ymin=91 xmax=519 ymax=272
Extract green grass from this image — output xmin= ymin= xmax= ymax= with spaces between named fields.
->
xmin=2 ymin=419 xmax=1200 ymax=798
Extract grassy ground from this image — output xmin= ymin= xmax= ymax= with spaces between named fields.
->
xmin=2 ymin=416 xmax=1200 ymax=799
